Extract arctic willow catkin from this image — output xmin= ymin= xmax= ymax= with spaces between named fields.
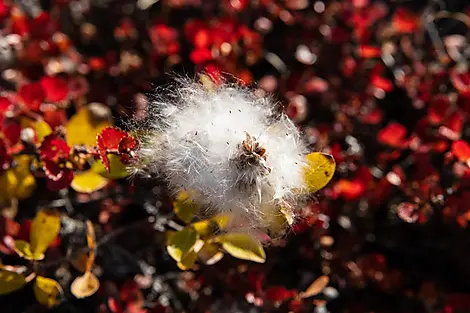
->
xmin=135 ymin=76 xmax=332 ymax=234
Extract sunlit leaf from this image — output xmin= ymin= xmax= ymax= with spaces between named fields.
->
xmin=197 ymin=242 xmax=224 ymax=265
xmin=91 ymin=155 xmax=129 ymax=179
xmin=70 ymin=271 xmax=100 ymax=299
xmin=71 ymin=170 xmax=109 ymax=193
xmin=35 ymin=119 xmax=52 ymax=144
xmin=14 ymin=240 xmax=42 ymax=260
xmin=173 ymin=191 xmax=199 ymax=223
xmin=66 ymin=107 xmax=111 ymax=146
xmin=96 ymin=127 xmax=129 ymax=172
xmin=300 ymin=275 xmax=330 ymax=298
xmin=192 ymin=219 xmax=219 ymax=238
xmin=166 ymin=227 xmax=198 ymax=263
xmin=11 ymin=155 xmax=36 ymax=200
xmin=212 ymin=215 xmax=230 ymax=229
xmin=303 ymin=152 xmax=336 ymax=193
xmin=0 ymin=268 xmax=28 ymax=295
xmin=30 ymin=209 xmax=61 ymax=258
xmin=33 ymin=276 xmax=63 ymax=308
xmin=377 ymin=123 xmax=407 ymax=147
xmin=452 ymin=140 xmax=470 ymax=166
xmin=177 ymin=250 xmax=198 ymax=270
xmin=215 ymin=233 xmax=266 ymax=263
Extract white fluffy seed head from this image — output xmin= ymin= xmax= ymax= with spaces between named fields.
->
xmin=134 ymin=76 xmax=309 ymax=233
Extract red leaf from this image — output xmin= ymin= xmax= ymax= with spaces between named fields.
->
xmin=2 ymin=118 xmax=21 ymax=146
xmin=362 ymin=108 xmax=383 ymax=124
xmin=0 ymin=97 xmax=13 ymax=114
xmin=46 ymin=168 xmax=74 ymax=191
xmin=96 ymin=127 xmax=128 ymax=172
xmin=43 ymin=109 xmax=68 ymax=129
xmin=43 ymin=160 xmax=64 ymax=181
xmin=358 ymin=45 xmax=381 ymax=58
xmin=98 ymin=127 xmax=128 ymax=150
xmin=371 ymin=75 xmax=393 ymax=92
xmin=333 ymin=179 xmax=365 ymax=201
xmin=377 ymin=122 xmax=407 ymax=147
xmin=40 ymin=76 xmax=68 ymax=102
xmin=108 ymin=297 xmax=125 ymax=313
xmin=18 ymin=83 xmax=45 ymax=111
xmin=194 ymin=29 xmax=211 ymax=48
xmin=265 ymin=286 xmax=297 ymax=302
xmin=0 ymin=139 xmax=11 ymax=174
xmin=39 ymin=134 xmax=70 ymax=162
xmin=190 ymin=48 xmax=213 ymax=64
xmin=428 ymin=96 xmax=450 ymax=124
xmin=118 ymin=136 xmax=138 ymax=154
xmin=392 ymin=8 xmax=418 ymax=33
xmin=120 ymin=280 xmax=143 ymax=304
xmin=452 ymin=140 xmax=470 ymax=164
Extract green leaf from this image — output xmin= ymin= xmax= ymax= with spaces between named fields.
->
xmin=34 ymin=276 xmax=63 ymax=308
xmin=303 ymin=152 xmax=336 ymax=193
xmin=215 ymin=233 xmax=266 ymax=263
xmin=166 ymin=227 xmax=199 ymax=263
xmin=173 ymin=190 xmax=199 ymax=223
xmin=0 ymin=269 xmax=28 ymax=295
xmin=91 ymin=155 xmax=128 ymax=179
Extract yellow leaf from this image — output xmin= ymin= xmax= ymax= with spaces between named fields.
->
xmin=66 ymin=107 xmax=111 ymax=146
xmin=215 ymin=233 xmax=266 ymax=263
xmin=166 ymin=228 xmax=199 ymax=263
xmin=35 ymin=120 xmax=52 ymax=144
xmin=33 ymin=276 xmax=63 ymax=308
xmin=300 ymin=275 xmax=330 ymax=298
xmin=70 ymin=271 xmax=100 ymax=299
xmin=192 ymin=219 xmax=219 ymax=238
xmin=91 ymin=155 xmax=128 ymax=179
xmin=197 ymin=242 xmax=224 ymax=265
xmin=85 ymin=220 xmax=96 ymax=271
xmin=0 ymin=156 xmax=36 ymax=205
xmin=177 ymin=250 xmax=198 ymax=270
xmin=198 ymin=73 xmax=217 ymax=92
xmin=71 ymin=170 xmax=109 ymax=193
xmin=14 ymin=240 xmax=43 ymax=260
xmin=30 ymin=209 xmax=61 ymax=258
xmin=212 ymin=215 xmax=230 ymax=229
xmin=0 ymin=170 xmax=18 ymax=205
xmin=303 ymin=152 xmax=336 ymax=193
xmin=12 ymin=155 xmax=36 ymax=200
xmin=70 ymin=221 xmax=96 ymax=273
xmin=0 ymin=269 xmax=28 ymax=295
xmin=173 ymin=190 xmax=199 ymax=224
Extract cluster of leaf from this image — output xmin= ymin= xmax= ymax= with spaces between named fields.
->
xmin=0 ymin=209 xmax=99 ymax=307
xmin=2 ymin=0 xmax=470 ymax=312
xmin=2 ymin=103 xmax=138 ymax=195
